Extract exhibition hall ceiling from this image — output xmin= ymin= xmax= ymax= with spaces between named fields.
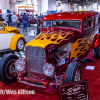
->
xmin=56 ymin=0 xmax=100 ymax=5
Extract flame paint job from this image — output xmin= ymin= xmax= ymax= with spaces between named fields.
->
xmin=70 ymin=35 xmax=93 ymax=59
xmin=26 ymin=27 xmax=75 ymax=48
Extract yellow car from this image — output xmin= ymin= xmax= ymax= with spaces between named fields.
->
xmin=0 ymin=21 xmax=26 ymax=52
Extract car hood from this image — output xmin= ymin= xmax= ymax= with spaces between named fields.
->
xmin=5 ymin=27 xmax=20 ymax=34
xmin=26 ymin=29 xmax=74 ymax=48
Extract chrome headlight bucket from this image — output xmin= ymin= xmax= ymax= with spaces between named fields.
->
xmin=15 ymin=59 xmax=25 ymax=72
xmin=43 ymin=63 xmax=55 ymax=76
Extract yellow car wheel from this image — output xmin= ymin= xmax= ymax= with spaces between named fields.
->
xmin=16 ymin=38 xmax=25 ymax=52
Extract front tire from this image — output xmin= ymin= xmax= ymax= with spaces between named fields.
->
xmin=93 ymin=45 xmax=100 ymax=59
xmin=0 ymin=54 xmax=19 ymax=84
xmin=64 ymin=62 xmax=82 ymax=83
xmin=16 ymin=38 xmax=25 ymax=52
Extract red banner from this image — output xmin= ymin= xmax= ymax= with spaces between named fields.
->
xmin=26 ymin=10 xmax=34 ymax=12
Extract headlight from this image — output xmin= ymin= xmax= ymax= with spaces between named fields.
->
xmin=43 ymin=63 xmax=55 ymax=76
xmin=15 ymin=59 xmax=25 ymax=72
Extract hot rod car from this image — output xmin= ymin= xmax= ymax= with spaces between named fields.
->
xmin=0 ymin=11 xmax=100 ymax=88
xmin=0 ymin=21 xmax=26 ymax=53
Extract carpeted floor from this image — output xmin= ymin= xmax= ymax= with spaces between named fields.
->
xmin=0 ymin=50 xmax=99 ymax=100
xmin=82 ymin=50 xmax=100 ymax=100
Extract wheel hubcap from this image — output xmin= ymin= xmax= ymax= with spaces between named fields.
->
xmin=17 ymin=39 xmax=24 ymax=50
xmin=74 ymin=68 xmax=81 ymax=81
xmin=5 ymin=59 xmax=17 ymax=79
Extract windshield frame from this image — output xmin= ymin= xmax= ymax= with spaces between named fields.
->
xmin=40 ymin=20 xmax=82 ymax=30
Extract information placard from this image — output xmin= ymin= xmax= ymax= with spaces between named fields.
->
xmin=59 ymin=79 xmax=89 ymax=100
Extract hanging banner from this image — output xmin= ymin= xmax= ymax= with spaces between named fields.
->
xmin=59 ymin=79 xmax=89 ymax=100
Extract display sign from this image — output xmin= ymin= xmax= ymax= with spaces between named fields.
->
xmin=59 ymin=79 xmax=89 ymax=100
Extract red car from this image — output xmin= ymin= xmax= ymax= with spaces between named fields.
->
xmin=17 ymin=15 xmax=37 ymax=27
xmin=0 ymin=11 xmax=100 ymax=89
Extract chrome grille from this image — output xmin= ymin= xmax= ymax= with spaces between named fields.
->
xmin=27 ymin=46 xmax=46 ymax=81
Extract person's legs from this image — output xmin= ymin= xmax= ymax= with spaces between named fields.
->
xmin=13 ymin=22 xmax=16 ymax=27
xmin=8 ymin=22 xmax=11 ymax=26
xmin=23 ymin=22 xmax=25 ymax=32
xmin=24 ymin=21 xmax=28 ymax=32
xmin=12 ymin=22 xmax=14 ymax=27
xmin=9 ymin=22 xmax=12 ymax=26
xmin=15 ymin=22 xmax=17 ymax=27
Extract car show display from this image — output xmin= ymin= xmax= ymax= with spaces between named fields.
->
xmin=0 ymin=11 xmax=99 ymax=95
xmin=1 ymin=1 xmax=100 ymax=100
xmin=1 ymin=0 xmax=100 ymax=100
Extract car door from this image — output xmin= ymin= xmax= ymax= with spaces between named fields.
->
xmin=0 ymin=22 xmax=10 ymax=50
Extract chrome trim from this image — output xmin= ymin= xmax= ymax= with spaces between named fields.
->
xmin=19 ymin=80 xmax=46 ymax=88
xmin=84 ymin=27 xmax=92 ymax=30
xmin=27 ymin=54 xmax=45 ymax=58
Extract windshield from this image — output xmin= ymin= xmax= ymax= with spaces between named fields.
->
xmin=41 ymin=20 xmax=81 ymax=30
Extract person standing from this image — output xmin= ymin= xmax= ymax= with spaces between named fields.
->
xmin=45 ymin=10 xmax=50 ymax=16
xmin=22 ymin=13 xmax=28 ymax=32
xmin=8 ymin=11 xmax=12 ymax=26
xmin=45 ymin=10 xmax=50 ymax=26
xmin=11 ymin=12 xmax=18 ymax=27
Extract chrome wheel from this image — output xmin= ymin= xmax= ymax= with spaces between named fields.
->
xmin=17 ymin=39 xmax=24 ymax=51
xmin=74 ymin=68 xmax=81 ymax=81
xmin=5 ymin=59 xmax=17 ymax=79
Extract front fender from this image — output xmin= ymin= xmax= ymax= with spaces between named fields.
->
xmin=9 ymin=34 xmax=26 ymax=50
xmin=93 ymin=34 xmax=100 ymax=48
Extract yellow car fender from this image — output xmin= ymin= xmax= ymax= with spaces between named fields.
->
xmin=9 ymin=34 xmax=26 ymax=50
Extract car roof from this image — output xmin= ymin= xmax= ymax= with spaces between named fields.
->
xmin=41 ymin=11 xmax=99 ymax=21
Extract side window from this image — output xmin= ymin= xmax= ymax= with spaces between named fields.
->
xmin=83 ymin=19 xmax=94 ymax=30
xmin=0 ymin=23 xmax=5 ymax=31
xmin=42 ymin=21 xmax=51 ymax=27
xmin=95 ymin=17 xmax=99 ymax=25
